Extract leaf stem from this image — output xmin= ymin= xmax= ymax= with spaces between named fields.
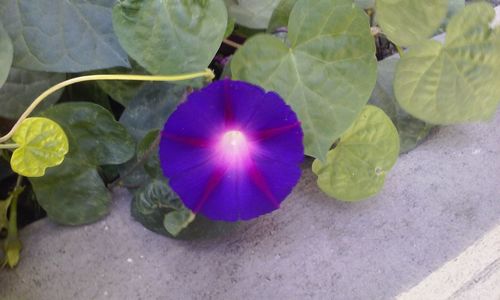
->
xmin=0 ymin=144 xmax=18 ymax=150
xmin=223 ymin=39 xmax=242 ymax=49
xmin=0 ymin=69 xmax=215 ymax=144
xmin=8 ymin=176 xmax=23 ymax=237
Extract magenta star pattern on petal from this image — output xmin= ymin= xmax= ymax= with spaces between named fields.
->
xmin=159 ymin=79 xmax=304 ymax=221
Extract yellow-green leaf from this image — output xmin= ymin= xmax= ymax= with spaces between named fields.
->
xmin=11 ymin=117 xmax=69 ymax=177
xmin=312 ymin=105 xmax=400 ymax=201
xmin=394 ymin=3 xmax=500 ymax=124
xmin=376 ymin=0 xmax=448 ymax=47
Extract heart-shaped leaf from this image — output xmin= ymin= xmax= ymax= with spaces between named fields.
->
xmin=0 ymin=0 xmax=129 ymax=72
xmin=232 ymin=0 xmax=377 ymax=160
xmin=44 ymin=103 xmax=135 ymax=165
xmin=224 ymin=0 xmax=281 ymax=29
xmin=10 ymin=117 xmax=69 ymax=177
xmin=113 ymin=0 xmax=227 ymax=75
xmin=30 ymin=103 xmax=135 ymax=225
xmin=394 ymin=3 xmax=500 ymax=124
xmin=0 ymin=68 xmax=66 ymax=119
xmin=0 ymin=23 xmax=13 ymax=88
xmin=312 ymin=105 xmax=400 ymax=201
xmin=376 ymin=0 xmax=448 ymax=47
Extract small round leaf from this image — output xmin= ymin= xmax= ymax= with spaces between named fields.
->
xmin=11 ymin=117 xmax=69 ymax=177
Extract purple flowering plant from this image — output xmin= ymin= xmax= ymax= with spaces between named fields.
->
xmin=1 ymin=0 xmax=500 ymax=267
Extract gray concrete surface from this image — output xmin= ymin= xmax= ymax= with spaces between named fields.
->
xmin=0 ymin=110 xmax=499 ymax=299
xmin=1 ymin=6 xmax=500 ymax=300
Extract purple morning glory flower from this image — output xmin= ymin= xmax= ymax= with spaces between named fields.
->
xmin=159 ymin=79 xmax=304 ymax=222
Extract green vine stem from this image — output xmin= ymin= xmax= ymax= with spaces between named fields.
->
xmin=0 ymin=144 xmax=18 ymax=150
xmin=0 ymin=69 xmax=215 ymax=144
xmin=1 ymin=176 xmax=24 ymax=268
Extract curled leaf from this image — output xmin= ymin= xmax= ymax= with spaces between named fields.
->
xmin=10 ymin=117 xmax=69 ymax=177
xmin=163 ymin=210 xmax=196 ymax=237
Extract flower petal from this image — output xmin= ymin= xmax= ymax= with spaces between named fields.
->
xmin=159 ymin=79 xmax=304 ymax=221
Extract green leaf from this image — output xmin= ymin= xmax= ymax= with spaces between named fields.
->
xmin=131 ymin=179 xmax=237 ymax=239
xmin=118 ymin=83 xmax=185 ymax=186
xmin=394 ymin=3 xmax=500 ymax=124
xmin=232 ymin=0 xmax=377 ymax=160
xmin=446 ymin=0 xmax=465 ymax=24
xmin=120 ymin=83 xmax=186 ymax=141
xmin=30 ymin=103 xmax=135 ymax=225
xmin=10 ymin=118 xmax=69 ymax=178
xmin=0 ymin=0 xmax=129 ymax=72
xmin=225 ymin=18 xmax=236 ymax=38
xmin=42 ymin=103 xmax=135 ymax=165
xmin=131 ymin=180 xmax=195 ymax=238
xmin=267 ymin=0 xmax=298 ymax=33
xmin=225 ymin=0 xmax=281 ymax=29
xmin=369 ymin=56 xmax=434 ymax=153
xmin=139 ymin=131 xmax=163 ymax=180
xmin=163 ymin=210 xmax=195 ymax=237
xmin=0 ymin=68 xmax=66 ymax=119
xmin=0 ymin=23 xmax=13 ymax=88
xmin=376 ymin=0 xmax=448 ymax=47
xmin=113 ymin=0 xmax=227 ymax=75
xmin=30 ymin=158 xmax=111 ymax=225
xmin=354 ymin=0 xmax=375 ymax=9
xmin=95 ymin=61 xmax=147 ymax=107
xmin=312 ymin=105 xmax=400 ymax=201
xmin=131 ymin=179 xmax=189 ymax=236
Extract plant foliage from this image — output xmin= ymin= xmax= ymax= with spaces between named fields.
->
xmin=0 ymin=0 xmax=499 ymax=265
